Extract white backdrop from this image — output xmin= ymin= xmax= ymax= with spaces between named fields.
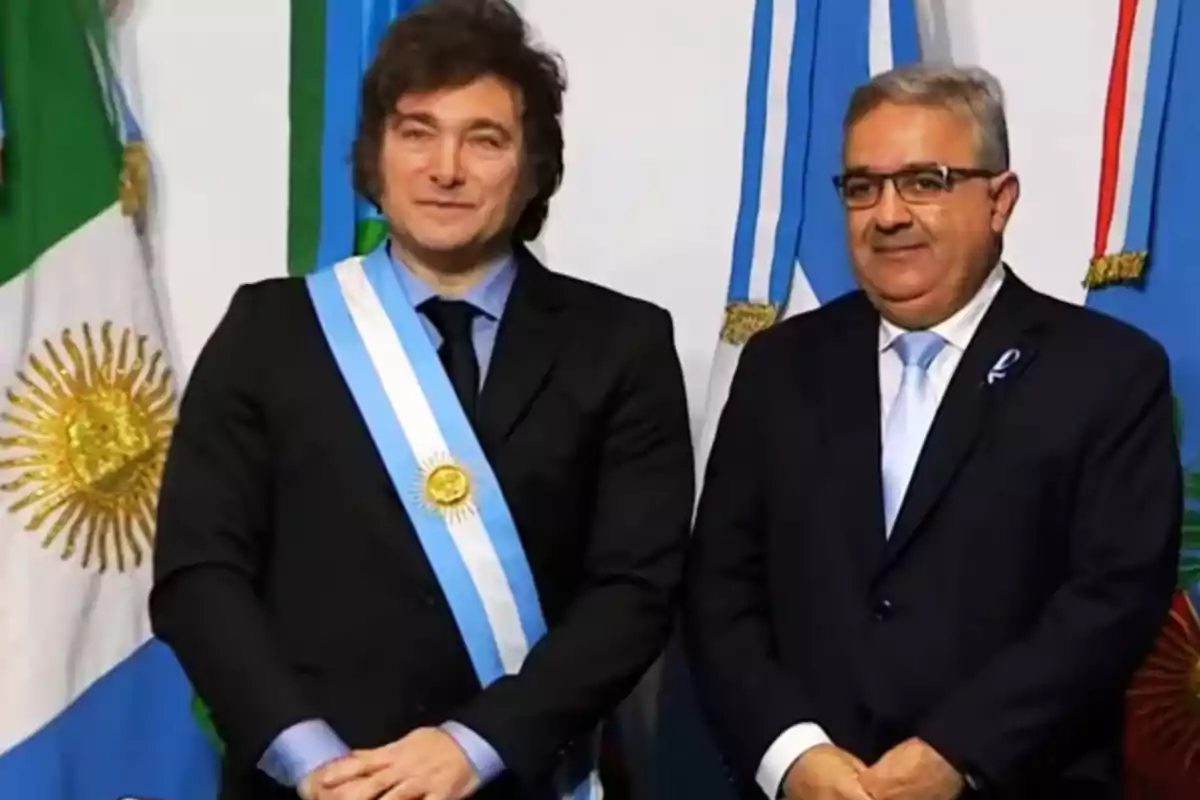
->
xmin=115 ymin=0 xmax=1120 ymax=434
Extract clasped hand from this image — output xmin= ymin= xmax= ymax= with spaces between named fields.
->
xmin=785 ymin=738 xmax=964 ymax=800
xmin=298 ymin=727 xmax=480 ymax=800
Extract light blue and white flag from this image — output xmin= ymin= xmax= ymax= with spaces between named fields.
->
xmin=695 ymin=0 xmax=922 ymax=479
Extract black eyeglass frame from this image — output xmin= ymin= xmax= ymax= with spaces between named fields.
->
xmin=831 ymin=164 xmax=1001 ymax=207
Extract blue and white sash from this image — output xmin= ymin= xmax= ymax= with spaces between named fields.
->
xmin=306 ymin=246 xmax=601 ymax=800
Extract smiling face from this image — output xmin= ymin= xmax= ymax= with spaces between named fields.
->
xmin=842 ymin=101 xmax=1019 ymax=328
xmin=377 ymin=74 xmax=533 ymax=269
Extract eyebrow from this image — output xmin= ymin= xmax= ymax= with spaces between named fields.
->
xmin=394 ymin=111 xmax=514 ymax=139
xmin=842 ymin=161 xmax=942 ymax=175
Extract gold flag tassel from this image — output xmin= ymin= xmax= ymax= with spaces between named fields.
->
xmin=85 ymin=3 xmax=147 ymax=219
xmin=1083 ymin=250 xmax=1147 ymax=289
xmin=720 ymin=300 xmax=782 ymax=346
xmin=119 ymin=140 xmax=149 ymax=217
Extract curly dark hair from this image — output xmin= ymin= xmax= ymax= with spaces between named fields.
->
xmin=352 ymin=0 xmax=567 ymax=242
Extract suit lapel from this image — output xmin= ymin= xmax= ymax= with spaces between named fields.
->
xmin=476 ymin=246 xmax=565 ymax=450
xmin=818 ymin=295 xmax=889 ymax=577
xmin=876 ymin=272 xmax=1044 ymax=577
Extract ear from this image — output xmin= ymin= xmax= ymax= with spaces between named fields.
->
xmin=989 ymin=170 xmax=1020 ymax=234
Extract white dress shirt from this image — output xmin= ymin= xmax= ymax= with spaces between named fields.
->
xmin=755 ymin=262 xmax=1006 ymax=799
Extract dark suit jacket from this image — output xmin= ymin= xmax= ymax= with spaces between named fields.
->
xmin=149 ymin=247 xmax=695 ymax=800
xmin=683 ymin=270 xmax=1181 ymax=799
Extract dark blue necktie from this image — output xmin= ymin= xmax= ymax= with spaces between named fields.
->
xmin=420 ymin=298 xmax=480 ymax=422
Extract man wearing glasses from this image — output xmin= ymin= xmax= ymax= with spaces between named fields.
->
xmin=683 ymin=65 xmax=1180 ymax=799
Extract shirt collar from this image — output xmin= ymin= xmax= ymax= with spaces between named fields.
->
xmin=389 ymin=242 xmax=517 ymax=320
xmin=879 ymin=261 xmax=1006 ymax=353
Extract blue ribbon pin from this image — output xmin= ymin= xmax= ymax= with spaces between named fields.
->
xmin=987 ymin=348 xmax=1021 ymax=385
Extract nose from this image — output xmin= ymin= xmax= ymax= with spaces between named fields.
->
xmin=430 ymin=136 xmax=465 ymax=188
xmin=873 ymin=179 xmax=913 ymax=230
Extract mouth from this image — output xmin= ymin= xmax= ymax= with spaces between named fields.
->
xmin=872 ymin=243 xmax=928 ymax=257
xmin=417 ymin=200 xmax=475 ymax=211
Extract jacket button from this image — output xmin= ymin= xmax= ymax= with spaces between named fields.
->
xmin=873 ymin=599 xmax=893 ymax=620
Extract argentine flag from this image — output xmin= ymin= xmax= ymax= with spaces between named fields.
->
xmin=695 ymin=0 xmax=922 ymax=481
xmin=656 ymin=2 xmax=921 ymax=797
xmin=0 ymin=2 xmax=219 ymax=797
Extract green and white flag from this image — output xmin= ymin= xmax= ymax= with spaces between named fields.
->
xmin=0 ymin=1 xmax=218 ymax=796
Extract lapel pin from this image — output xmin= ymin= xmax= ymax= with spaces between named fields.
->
xmin=986 ymin=347 xmax=1021 ymax=385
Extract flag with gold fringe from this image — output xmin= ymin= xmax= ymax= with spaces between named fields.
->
xmin=1085 ymin=0 xmax=1178 ymax=290
xmin=693 ymin=0 xmax=922 ymax=484
xmin=1079 ymin=1 xmax=1199 ymax=798
xmin=0 ymin=1 xmax=218 ymax=796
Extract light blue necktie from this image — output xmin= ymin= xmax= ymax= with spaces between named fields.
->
xmin=881 ymin=330 xmax=947 ymax=537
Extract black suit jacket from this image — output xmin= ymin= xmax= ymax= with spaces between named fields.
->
xmin=150 ymin=248 xmax=695 ymax=799
xmin=683 ymin=270 xmax=1181 ymax=799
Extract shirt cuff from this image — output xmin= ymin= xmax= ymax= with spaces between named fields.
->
xmin=756 ymin=722 xmax=832 ymax=799
xmin=257 ymin=719 xmax=351 ymax=787
xmin=441 ymin=720 xmax=505 ymax=784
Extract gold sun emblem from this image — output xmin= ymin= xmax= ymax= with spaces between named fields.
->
xmin=0 ymin=322 xmax=176 ymax=572
xmin=1125 ymin=592 xmax=1200 ymax=790
xmin=416 ymin=455 xmax=476 ymax=521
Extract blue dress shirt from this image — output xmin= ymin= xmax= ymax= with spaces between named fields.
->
xmin=394 ymin=249 xmax=517 ymax=387
xmin=257 ymin=248 xmax=516 ymax=788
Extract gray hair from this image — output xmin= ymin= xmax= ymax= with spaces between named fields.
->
xmin=844 ymin=65 xmax=1010 ymax=171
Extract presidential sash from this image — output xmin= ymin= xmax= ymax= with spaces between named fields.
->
xmin=306 ymin=245 xmax=601 ymax=800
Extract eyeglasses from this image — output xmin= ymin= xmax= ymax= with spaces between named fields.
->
xmin=832 ymin=165 xmax=999 ymax=209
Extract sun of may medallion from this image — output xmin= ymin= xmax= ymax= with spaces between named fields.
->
xmin=0 ymin=322 xmax=176 ymax=572
xmin=416 ymin=454 xmax=477 ymax=523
